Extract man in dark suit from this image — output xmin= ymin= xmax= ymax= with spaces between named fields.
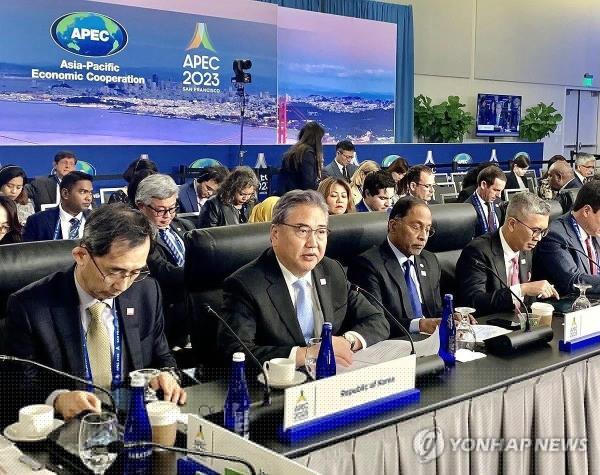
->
xmin=402 ymin=165 xmax=437 ymax=204
xmin=348 ymin=196 xmax=443 ymax=336
xmin=356 ymin=170 xmax=395 ymax=212
xmin=465 ymin=165 xmax=506 ymax=237
xmin=23 ymin=171 xmax=93 ymax=242
xmin=322 ymin=140 xmax=357 ymax=182
xmin=27 ymin=151 xmax=77 ymax=212
xmin=533 ymin=181 xmax=600 ymax=295
xmin=457 ymin=192 xmax=558 ymax=316
xmin=136 ymin=173 xmax=195 ymax=347
xmin=547 ymin=160 xmax=580 ymax=213
xmin=178 ymin=166 xmax=228 ymax=214
xmin=220 ymin=190 xmax=389 ymax=367
xmin=573 ymin=153 xmax=596 ymax=187
xmin=4 ymin=204 xmax=185 ymax=421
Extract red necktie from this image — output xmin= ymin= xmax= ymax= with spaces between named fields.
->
xmin=585 ymin=237 xmax=597 ymax=275
xmin=510 ymin=256 xmax=521 ymax=312
xmin=486 ymin=202 xmax=496 ymax=231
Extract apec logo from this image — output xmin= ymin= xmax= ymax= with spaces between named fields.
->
xmin=51 ymin=12 xmax=127 ymax=57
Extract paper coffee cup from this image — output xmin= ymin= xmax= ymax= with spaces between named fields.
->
xmin=263 ymin=357 xmax=295 ymax=385
xmin=531 ymin=302 xmax=554 ymax=327
xmin=146 ymin=401 xmax=180 ymax=447
xmin=18 ymin=404 xmax=54 ymax=436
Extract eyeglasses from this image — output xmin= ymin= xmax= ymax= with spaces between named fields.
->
xmin=396 ymin=219 xmax=436 ymax=237
xmin=337 ymin=151 xmax=354 ymax=160
xmin=416 ymin=183 xmax=435 ymax=191
xmin=512 ymin=217 xmax=549 ymax=239
xmin=146 ymin=204 xmax=179 ymax=217
xmin=279 ymin=223 xmax=330 ymax=240
xmin=87 ymin=251 xmax=150 ymax=283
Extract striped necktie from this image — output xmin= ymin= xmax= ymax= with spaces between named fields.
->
xmin=159 ymin=228 xmax=185 ymax=267
xmin=68 ymin=217 xmax=80 ymax=240
xmin=86 ymin=301 xmax=112 ymax=389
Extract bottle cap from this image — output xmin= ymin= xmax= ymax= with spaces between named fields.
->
xmin=323 ymin=322 xmax=332 ymax=329
xmin=232 ymin=352 xmax=246 ymax=362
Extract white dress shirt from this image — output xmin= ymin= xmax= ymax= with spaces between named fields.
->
xmin=47 ymin=274 xmax=116 ymax=405
xmin=475 ymin=190 xmax=491 ymax=220
xmin=499 ymin=228 xmax=524 ymax=305
xmin=575 ymin=171 xmax=586 ymax=186
xmin=387 ymin=237 xmax=424 ymax=333
xmin=275 ymin=257 xmax=366 ymax=363
xmin=572 ymin=217 xmax=597 ymax=270
xmin=58 ymin=204 xmax=85 ymax=240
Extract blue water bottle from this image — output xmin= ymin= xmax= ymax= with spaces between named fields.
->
xmin=224 ymin=352 xmax=250 ymax=439
xmin=123 ymin=372 xmax=153 ymax=473
xmin=439 ymin=294 xmax=456 ymax=367
xmin=316 ymin=322 xmax=336 ymax=379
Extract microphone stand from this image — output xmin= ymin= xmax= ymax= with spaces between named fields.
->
xmin=108 ymin=441 xmax=256 ymax=475
xmin=0 ymin=355 xmax=116 ymax=414
xmin=471 ymin=261 xmax=553 ymax=355
xmin=204 ymin=305 xmax=272 ymax=407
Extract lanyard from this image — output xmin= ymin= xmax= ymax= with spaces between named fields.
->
xmin=569 ymin=214 xmax=584 ymax=243
xmin=53 ymin=218 xmax=62 ymax=240
xmin=81 ymin=305 xmax=123 ymax=391
xmin=470 ymin=193 xmax=496 ymax=233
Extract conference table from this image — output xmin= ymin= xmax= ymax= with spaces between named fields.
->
xmin=12 ymin=313 xmax=600 ymax=474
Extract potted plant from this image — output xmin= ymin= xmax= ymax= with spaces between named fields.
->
xmin=519 ymin=102 xmax=563 ymax=142
xmin=414 ymin=95 xmax=474 ymax=143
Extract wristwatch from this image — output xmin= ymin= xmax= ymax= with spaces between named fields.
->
xmin=343 ymin=332 xmax=358 ymax=352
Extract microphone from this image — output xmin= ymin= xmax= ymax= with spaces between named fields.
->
xmin=105 ymin=441 xmax=256 ymax=475
xmin=0 ymin=355 xmax=116 ymax=414
xmin=350 ymin=284 xmax=445 ymax=379
xmin=350 ymin=284 xmax=416 ymax=354
xmin=203 ymin=305 xmax=272 ymax=407
xmin=470 ymin=261 xmax=553 ymax=355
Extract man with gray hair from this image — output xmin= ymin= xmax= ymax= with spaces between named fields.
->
xmin=574 ymin=153 xmax=596 ymax=186
xmin=456 ymin=191 xmax=559 ymax=316
xmin=219 ymin=190 xmax=389 ymax=367
xmin=136 ymin=173 xmax=195 ymax=347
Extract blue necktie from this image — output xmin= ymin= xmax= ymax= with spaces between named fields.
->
xmin=68 ymin=218 xmax=80 ymax=240
xmin=403 ymin=260 xmax=423 ymax=319
xmin=159 ymin=228 xmax=185 ymax=267
xmin=293 ymin=280 xmax=314 ymax=344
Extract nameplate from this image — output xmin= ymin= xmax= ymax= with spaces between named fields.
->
xmin=187 ymin=415 xmax=318 ymax=474
xmin=283 ymin=355 xmax=416 ymax=430
xmin=563 ymin=306 xmax=600 ymax=342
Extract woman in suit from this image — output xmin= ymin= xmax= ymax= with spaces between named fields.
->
xmin=198 ymin=166 xmax=258 ymax=227
xmin=278 ymin=121 xmax=324 ymax=193
xmin=0 ymin=196 xmax=23 ymax=245
xmin=505 ymin=154 xmax=530 ymax=191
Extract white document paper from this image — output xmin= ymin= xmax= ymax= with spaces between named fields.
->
xmin=337 ymin=327 xmax=440 ymax=373
xmin=473 ymin=324 xmax=512 ymax=343
xmin=455 ymin=348 xmax=486 ymax=362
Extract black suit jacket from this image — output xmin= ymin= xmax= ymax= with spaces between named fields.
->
xmin=28 ymin=176 xmax=58 ymax=212
xmin=23 ymin=206 xmax=60 ymax=242
xmin=198 ymin=196 xmax=253 ymax=228
xmin=532 ymin=213 xmax=600 ymax=295
xmin=278 ymin=149 xmax=320 ymax=194
xmin=219 ymin=249 xmax=390 ymax=363
xmin=3 ymin=267 xmax=175 ymax=415
xmin=347 ymin=241 xmax=442 ymax=336
xmin=147 ymin=217 xmax=195 ymax=346
xmin=456 ymin=230 xmax=532 ymax=315
xmin=465 ymin=192 xmax=504 ymax=237
xmin=505 ymin=172 xmax=526 ymax=191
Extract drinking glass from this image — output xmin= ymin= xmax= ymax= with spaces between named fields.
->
xmin=454 ymin=307 xmax=477 ymax=352
xmin=572 ymin=282 xmax=592 ymax=311
xmin=305 ymin=337 xmax=321 ymax=380
xmin=78 ymin=412 xmax=120 ymax=475
xmin=130 ymin=368 xmax=161 ymax=402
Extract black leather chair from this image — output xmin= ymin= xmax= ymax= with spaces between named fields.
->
xmin=184 ymin=204 xmax=479 ymax=369
xmin=0 ymin=240 xmax=77 ymax=354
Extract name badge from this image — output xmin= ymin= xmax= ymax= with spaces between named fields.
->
xmin=320 ymin=278 xmax=327 ymax=286
xmin=126 ymin=307 xmax=135 ymax=316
